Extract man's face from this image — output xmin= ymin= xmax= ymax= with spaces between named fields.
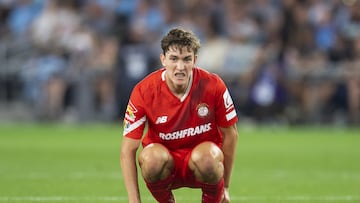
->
xmin=160 ymin=46 xmax=197 ymax=94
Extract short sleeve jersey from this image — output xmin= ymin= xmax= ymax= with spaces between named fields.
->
xmin=123 ymin=67 xmax=238 ymax=150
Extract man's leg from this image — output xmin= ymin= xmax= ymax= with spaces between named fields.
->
xmin=189 ymin=142 xmax=225 ymax=203
xmin=138 ymin=143 xmax=175 ymax=203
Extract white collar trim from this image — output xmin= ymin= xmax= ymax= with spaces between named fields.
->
xmin=180 ymin=73 xmax=192 ymax=102
xmin=161 ymin=70 xmax=193 ymax=102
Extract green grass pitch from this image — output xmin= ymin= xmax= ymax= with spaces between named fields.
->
xmin=0 ymin=123 xmax=359 ymax=202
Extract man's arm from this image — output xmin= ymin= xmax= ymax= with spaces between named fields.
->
xmin=120 ymin=136 xmax=142 ymax=203
xmin=219 ymin=124 xmax=238 ymax=189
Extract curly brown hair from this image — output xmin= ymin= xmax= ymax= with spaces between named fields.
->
xmin=161 ymin=27 xmax=201 ymax=55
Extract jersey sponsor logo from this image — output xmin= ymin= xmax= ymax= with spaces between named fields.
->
xmin=159 ymin=123 xmax=212 ymax=140
xmin=155 ymin=116 xmax=168 ymax=124
xmin=223 ymin=89 xmax=234 ymax=111
xmin=125 ymin=101 xmax=138 ymax=122
xmin=196 ymin=103 xmax=209 ymax=117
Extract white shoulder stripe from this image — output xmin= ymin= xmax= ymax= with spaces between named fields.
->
xmin=226 ymin=110 xmax=237 ymax=121
xmin=123 ymin=116 xmax=147 ymax=136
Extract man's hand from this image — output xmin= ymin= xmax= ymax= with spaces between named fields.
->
xmin=220 ymin=187 xmax=230 ymax=203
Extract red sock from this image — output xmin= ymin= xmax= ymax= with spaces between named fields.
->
xmin=201 ymin=178 xmax=224 ymax=203
xmin=145 ymin=174 xmax=175 ymax=203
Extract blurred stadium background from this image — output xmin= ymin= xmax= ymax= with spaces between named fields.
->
xmin=0 ymin=0 xmax=359 ymax=125
xmin=0 ymin=0 xmax=359 ymax=202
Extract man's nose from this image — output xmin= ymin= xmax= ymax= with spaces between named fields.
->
xmin=176 ymin=61 xmax=185 ymax=70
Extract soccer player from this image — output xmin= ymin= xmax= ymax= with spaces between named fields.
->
xmin=120 ymin=27 xmax=239 ymax=203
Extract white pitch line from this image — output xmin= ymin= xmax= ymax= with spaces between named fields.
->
xmin=0 ymin=196 xmax=359 ymax=202
xmin=1 ymin=172 xmax=123 ymax=180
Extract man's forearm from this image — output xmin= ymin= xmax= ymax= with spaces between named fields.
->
xmin=223 ymin=141 xmax=237 ymax=187
xmin=221 ymin=125 xmax=238 ymax=188
xmin=121 ymin=152 xmax=141 ymax=202
xmin=120 ymin=137 xmax=142 ymax=202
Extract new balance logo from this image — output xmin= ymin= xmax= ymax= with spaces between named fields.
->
xmin=155 ymin=116 xmax=168 ymax=124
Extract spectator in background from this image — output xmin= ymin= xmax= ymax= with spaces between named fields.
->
xmin=19 ymin=0 xmax=81 ymax=121
xmin=248 ymin=39 xmax=289 ymax=123
xmin=82 ymin=0 xmax=117 ymax=36
xmin=126 ymin=0 xmax=164 ymax=44
xmin=115 ymin=24 xmax=158 ymax=119
xmin=346 ymin=36 xmax=360 ymax=124
xmin=244 ymin=0 xmax=288 ymax=122
xmin=62 ymin=1 xmax=119 ymax=122
xmin=196 ymin=12 xmax=228 ymax=74
xmin=30 ymin=0 xmax=83 ymax=52
xmin=115 ymin=0 xmax=139 ymax=19
xmin=20 ymin=0 xmax=81 ymax=121
xmin=67 ymin=27 xmax=118 ymax=122
xmin=341 ymin=0 xmax=360 ymax=124
xmin=0 ymin=2 xmax=11 ymax=37
xmin=29 ymin=0 xmax=61 ymax=49
xmin=6 ymin=0 xmax=42 ymax=38
xmin=20 ymin=48 xmax=68 ymax=120
xmin=281 ymin=1 xmax=338 ymax=123
xmin=341 ymin=0 xmax=360 ymax=40
xmin=310 ymin=1 xmax=337 ymax=52
xmin=221 ymin=0 xmax=263 ymax=117
xmin=22 ymin=0 xmax=119 ymax=122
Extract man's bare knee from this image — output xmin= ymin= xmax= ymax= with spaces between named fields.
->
xmin=138 ymin=143 xmax=174 ymax=182
xmin=189 ymin=142 xmax=224 ymax=183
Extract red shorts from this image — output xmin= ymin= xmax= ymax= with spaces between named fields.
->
xmin=168 ymin=148 xmax=202 ymax=189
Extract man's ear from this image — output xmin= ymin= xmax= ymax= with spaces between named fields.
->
xmin=193 ymin=55 xmax=198 ymax=64
xmin=160 ymin=54 xmax=166 ymax=66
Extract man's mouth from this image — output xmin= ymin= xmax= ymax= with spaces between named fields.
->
xmin=175 ymin=73 xmax=186 ymax=79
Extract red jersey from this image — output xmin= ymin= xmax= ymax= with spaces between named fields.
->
xmin=123 ymin=67 xmax=238 ymax=150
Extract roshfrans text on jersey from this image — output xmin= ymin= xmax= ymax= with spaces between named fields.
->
xmin=159 ymin=123 xmax=212 ymax=140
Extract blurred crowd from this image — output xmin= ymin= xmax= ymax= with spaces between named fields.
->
xmin=0 ymin=0 xmax=359 ymax=125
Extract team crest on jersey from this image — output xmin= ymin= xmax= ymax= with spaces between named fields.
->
xmin=196 ymin=103 xmax=209 ymax=117
xmin=125 ymin=101 xmax=137 ymax=122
